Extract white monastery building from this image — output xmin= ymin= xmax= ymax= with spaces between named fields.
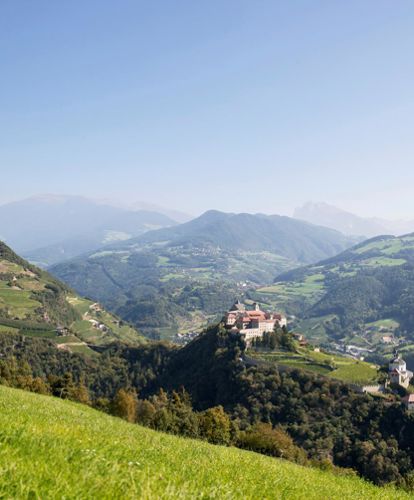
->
xmin=225 ymin=300 xmax=287 ymax=343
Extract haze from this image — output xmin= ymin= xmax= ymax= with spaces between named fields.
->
xmin=1 ymin=1 xmax=413 ymax=218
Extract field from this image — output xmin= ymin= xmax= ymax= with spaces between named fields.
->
xmin=252 ymin=347 xmax=379 ymax=384
xmin=0 ymin=385 xmax=407 ymax=499
xmin=67 ymin=295 xmax=146 ymax=346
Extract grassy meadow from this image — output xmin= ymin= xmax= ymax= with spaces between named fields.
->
xmin=0 ymin=385 xmax=409 ymax=499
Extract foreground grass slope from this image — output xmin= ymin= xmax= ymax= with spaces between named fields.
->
xmin=0 ymin=386 xmax=408 ymax=499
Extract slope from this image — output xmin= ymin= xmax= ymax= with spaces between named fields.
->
xmin=0 ymin=241 xmax=145 ymax=351
xmin=50 ymin=211 xmax=358 ymax=340
xmin=0 ymin=385 xmax=407 ymax=499
xmin=252 ymin=234 xmax=414 ymax=357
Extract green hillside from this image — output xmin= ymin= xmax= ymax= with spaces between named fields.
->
xmin=252 ymin=234 xmax=414 ymax=358
xmin=0 ymin=385 xmax=407 ymax=499
xmin=251 ymin=346 xmax=380 ymax=384
xmin=0 ymin=241 xmax=145 ymax=351
xmin=50 ymin=211 xmax=358 ymax=341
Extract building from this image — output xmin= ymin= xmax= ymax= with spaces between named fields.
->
xmin=225 ymin=300 xmax=287 ymax=343
xmin=389 ymin=352 xmax=413 ymax=388
xmin=402 ymin=394 xmax=414 ymax=411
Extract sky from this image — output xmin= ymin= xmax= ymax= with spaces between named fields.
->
xmin=0 ymin=1 xmax=413 ymax=218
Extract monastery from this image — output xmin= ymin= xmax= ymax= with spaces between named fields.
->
xmin=225 ymin=300 xmax=287 ymax=343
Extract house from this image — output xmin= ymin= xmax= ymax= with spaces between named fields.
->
xmin=292 ymin=333 xmax=307 ymax=346
xmin=402 ymin=394 xmax=414 ymax=411
xmin=225 ymin=301 xmax=287 ymax=344
xmin=389 ymin=352 xmax=413 ymax=388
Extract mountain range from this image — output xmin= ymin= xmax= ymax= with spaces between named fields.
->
xmin=0 ymin=195 xmax=178 ymax=266
xmin=294 ymin=202 xmax=414 ymax=238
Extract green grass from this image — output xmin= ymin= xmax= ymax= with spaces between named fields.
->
xmin=0 ymin=324 xmax=19 ymax=334
xmin=0 ymin=288 xmax=41 ymax=318
xmin=361 ymin=257 xmax=406 ymax=267
xmin=0 ymin=386 xmax=408 ymax=499
xmin=252 ymin=347 xmax=379 ymax=385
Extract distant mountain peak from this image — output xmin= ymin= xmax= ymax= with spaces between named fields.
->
xmin=294 ymin=201 xmax=414 ymax=238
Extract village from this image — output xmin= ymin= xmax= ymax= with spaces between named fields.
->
xmin=224 ymin=300 xmax=414 ymax=410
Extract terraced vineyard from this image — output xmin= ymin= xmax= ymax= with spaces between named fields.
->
xmin=251 ymin=347 xmax=380 ymax=384
xmin=0 ymin=241 xmax=145 ymax=352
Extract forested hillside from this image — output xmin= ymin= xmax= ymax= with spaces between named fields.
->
xmin=252 ymin=234 xmax=414 ymax=360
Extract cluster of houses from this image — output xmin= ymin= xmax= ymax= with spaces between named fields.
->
xmin=225 ymin=300 xmax=287 ymax=343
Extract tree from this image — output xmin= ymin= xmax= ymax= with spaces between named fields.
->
xmin=111 ymin=389 xmax=137 ymax=423
xmin=198 ymin=406 xmax=231 ymax=445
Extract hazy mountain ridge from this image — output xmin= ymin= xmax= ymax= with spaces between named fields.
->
xmin=0 ymin=195 xmax=178 ymax=266
xmin=125 ymin=210 xmax=360 ymax=261
xmin=294 ymin=202 xmax=414 ymax=237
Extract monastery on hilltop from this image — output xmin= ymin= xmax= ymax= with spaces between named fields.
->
xmin=225 ymin=300 xmax=287 ymax=343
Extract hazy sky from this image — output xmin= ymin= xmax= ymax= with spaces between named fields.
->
xmin=1 ymin=1 xmax=413 ymax=218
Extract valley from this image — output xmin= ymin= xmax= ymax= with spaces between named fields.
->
xmin=50 ymin=210 xmax=357 ymax=341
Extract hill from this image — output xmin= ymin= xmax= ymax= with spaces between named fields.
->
xmin=50 ymin=211 xmax=358 ymax=340
xmin=2 ymin=323 xmax=414 ymax=486
xmin=252 ymin=234 xmax=414 ymax=361
xmin=0 ymin=386 xmax=408 ymax=499
xmin=0 ymin=241 xmax=145 ymax=352
xmin=294 ymin=202 xmax=414 ymax=237
xmin=0 ymin=195 xmax=177 ymax=266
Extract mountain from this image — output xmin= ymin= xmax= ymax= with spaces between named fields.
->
xmin=252 ymin=233 xmax=414 ymax=360
xmin=0 ymin=386 xmax=404 ymax=499
xmin=294 ymin=202 xmax=414 ymax=238
xmin=50 ymin=211 xmax=358 ymax=340
xmin=0 ymin=240 xmax=145 ymax=351
xmin=131 ymin=210 xmax=358 ymax=260
xmin=0 ymin=195 xmax=178 ymax=266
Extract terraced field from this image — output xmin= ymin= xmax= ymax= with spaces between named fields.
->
xmin=252 ymin=347 xmax=379 ymax=384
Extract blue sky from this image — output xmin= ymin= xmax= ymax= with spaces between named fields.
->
xmin=1 ymin=1 xmax=413 ymax=217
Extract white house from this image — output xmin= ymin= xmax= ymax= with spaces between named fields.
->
xmin=389 ymin=353 xmax=413 ymax=388
xmin=403 ymin=394 xmax=414 ymax=411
